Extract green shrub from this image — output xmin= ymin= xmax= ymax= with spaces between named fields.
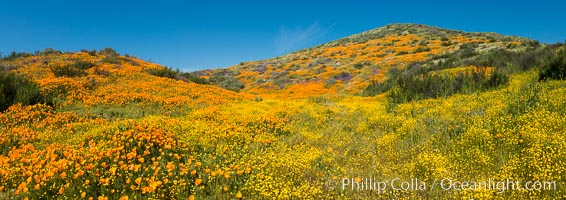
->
xmin=94 ymin=67 xmax=111 ymax=76
xmin=146 ymin=67 xmax=178 ymax=79
xmin=363 ymin=41 xmax=563 ymax=101
xmin=455 ymin=43 xmax=478 ymax=58
xmin=441 ymin=41 xmax=453 ymax=46
xmin=361 ymin=68 xmax=402 ymax=97
xmin=0 ymin=72 xmax=49 ymax=111
xmin=396 ymin=51 xmax=409 ymax=56
xmin=387 ymin=68 xmax=509 ymax=103
xmin=362 ymin=80 xmax=393 ymax=96
xmin=363 ymin=66 xmax=509 ymax=103
xmin=50 ymin=65 xmax=86 ymax=77
xmin=81 ymin=49 xmax=97 ymax=56
xmin=99 ymin=48 xmax=121 ymax=64
xmin=412 ymin=43 xmax=556 ymax=77
xmin=50 ymin=60 xmax=95 ymax=77
xmin=353 ymin=62 xmax=365 ymax=69
xmin=182 ymin=72 xmax=210 ymax=84
xmin=484 ymin=69 xmax=510 ymax=88
xmin=99 ymin=47 xmax=119 ymax=57
xmin=101 ymin=56 xmax=121 ymax=64
xmin=70 ymin=61 xmax=96 ymax=70
xmin=1 ymin=51 xmax=33 ymax=61
xmin=539 ymin=49 xmax=566 ymax=81
xmin=207 ymin=70 xmax=244 ymax=91
xmin=325 ymin=78 xmax=337 ymax=88
xmin=413 ymin=46 xmax=431 ymax=53
xmin=220 ymin=77 xmax=245 ymax=92
xmin=35 ymin=48 xmax=61 ymax=56
xmin=146 ymin=67 xmax=210 ymax=84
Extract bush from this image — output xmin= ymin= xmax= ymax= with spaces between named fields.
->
xmin=146 ymin=67 xmax=178 ymax=79
xmin=99 ymin=48 xmax=119 ymax=57
xmin=220 ymin=77 xmax=245 ymax=92
xmin=70 ymin=61 xmax=96 ymax=70
xmin=362 ymin=80 xmax=394 ymax=96
xmin=413 ymin=47 xmax=431 ymax=53
xmin=50 ymin=60 xmax=95 ymax=77
xmin=146 ymin=67 xmax=210 ymax=84
xmin=441 ymin=41 xmax=453 ymax=46
xmin=325 ymin=78 xmax=337 ymax=88
xmin=387 ymin=68 xmax=509 ymax=103
xmin=81 ymin=49 xmax=98 ymax=56
xmin=484 ymin=69 xmax=510 ymax=88
xmin=182 ymin=72 xmax=210 ymax=84
xmin=363 ymin=66 xmax=509 ymax=103
xmin=35 ymin=48 xmax=61 ymax=56
xmin=414 ymin=43 xmax=557 ymax=77
xmin=94 ymin=67 xmax=111 ymax=76
xmin=99 ymin=48 xmax=121 ymax=64
xmin=363 ymin=41 xmax=562 ymax=100
xmin=396 ymin=51 xmax=409 ymax=55
xmin=539 ymin=49 xmax=566 ymax=81
xmin=455 ymin=43 xmax=478 ymax=58
xmin=207 ymin=70 xmax=244 ymax=91
xmin=101 ymin=56 xmax=121 ymax=64
xmin=0 ymin=72 xmax=48 ymax=111
xmin=353 ymin=62 xmax=366 ymax=69
xmin=361 ymin=68 xmax=401 ymax=97
xmin=51 ymin=66 xmax=85 ymax=77
xmin=1 ymin=51 xmax=33 ymax=61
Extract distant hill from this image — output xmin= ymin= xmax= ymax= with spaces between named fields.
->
xmin=196 ymin=24 xmax=539 ymax=98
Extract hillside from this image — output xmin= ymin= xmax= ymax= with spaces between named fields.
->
xmin=0 ymin=48 xmax=248 ymax=116
xmin=197 ymin=24 xmax=537 ymax=98
xmin=1 ymin=24 xmax=565 ymax=199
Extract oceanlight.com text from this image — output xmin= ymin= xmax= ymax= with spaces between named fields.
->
xmin=333 ymin=178 xmax=556 ymax=194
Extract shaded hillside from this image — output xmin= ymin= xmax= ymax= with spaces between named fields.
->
xmin=197 ymin=24 xmax=538 ymax=97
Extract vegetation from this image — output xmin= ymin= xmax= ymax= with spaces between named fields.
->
xmin=99 ymin=48 xmax=121 ymax=64
xmin=0 ymin=72 xmax=48 ymax=111
xmin=363 ymin=66 xmax=509 ymax=102
xmin=208 ymin=70 xmax=245 ymax=92
xmin=1 ymin=48 xmax=62 ymax=61
xmin=50 ymin=61 xmax=95 ymax=77
xmin=362 ymin=41 xmax=564 ymax=104
xmin=389 ymin=67 xmax=508 ymax=103
xmin=197 ymin=24 xmax=534 ymax=97
xmin=539 ymin=47 xmax=566 ymax=81
xmin=146 ymin=67 xmax=210 ymax=84
xmin=1 ymin=52 xmax=33 ymax=61
xmin=0 ymin=25 xmax=565 ymax=199
xmin=145 ymin=67 xmax=178 ymax=78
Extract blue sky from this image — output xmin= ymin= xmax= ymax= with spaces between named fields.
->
xmin=1 ymin=0 xmax=564 ymax=71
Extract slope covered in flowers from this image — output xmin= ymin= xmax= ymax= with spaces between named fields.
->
xmin=1 ymin=25 xmax=565 ymax=199
xmin=1 ymin=70 xmax=565 ymax=199
xmin=198 ymin=24 xmax=534 ymax=98
xmin=9 ymin=50 xmax=246 ymax=108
